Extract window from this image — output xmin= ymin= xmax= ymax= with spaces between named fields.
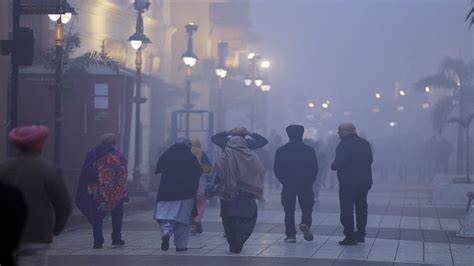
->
xmin=94 ymin=83 xmax=109 ymax=109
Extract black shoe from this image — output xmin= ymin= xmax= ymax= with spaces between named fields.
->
xmin=299 ymin=224 xmax=314 ymax=241
xmin=354 ymin=231 xmax=365 ymax=243
xmin=338 ymin=237 xmax=357 ymax=245
xmin=161 ymin=234 xmax=170 ymax=251
xmin=284 ymin=237 xmax=296 ymax=243
xmin=93 ymin=242 xmax=103 ymax=249
xmin=176 ymin=247 xmax=188 ymax=252
xmin=229 ymin=245 xmax=242 ymax=254
xmin=111 ymin=239 xmax=125 ymax=246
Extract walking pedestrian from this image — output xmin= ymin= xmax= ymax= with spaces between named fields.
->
xmin=0 ymin=181 xmax=28 ymax=266
xmin=214 ymin=136 xmax=265 ymax=254
xmin=0 ymin=125 xmax=72 ymax=266
xmin=190 ymin=138 xmax=212 ymax=234
xmin=211 ymin=126 xmax=268 ymax=151
xmin=154 ymin=138 xmax=203 ymax=252
xmin=76 ymin=133 xmax=129 ymax=249
xmin=274 ymin=125 xmax=318 ymax=243
xmin=331 ymin=123 xmax=373 ymax=245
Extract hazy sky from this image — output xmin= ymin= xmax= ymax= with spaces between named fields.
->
xmin=250 ymin=0 xmax=473 ymax=136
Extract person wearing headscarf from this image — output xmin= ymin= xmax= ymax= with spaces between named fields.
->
xmin=331 ymin=123 xmax=373 ymax=246
xmin=214 ymin=136 xmax=265 ymax=254
xmin=0 ymin=126 xmax=71 ymax=266
xmin=190 ymin=139 xmax=212 ymax=234
xmin=154 ymin=138 xmax=203 ymax=252
xmin=211 ymin=126 xmax=268 ymax=151
xmin=274 ymin=125 xmax=318 ymax=243
xmin=76 ymin=133 xmax=128 ymax=249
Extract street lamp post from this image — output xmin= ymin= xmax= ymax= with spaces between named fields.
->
xmin=244 ymin=54 xmax=262 ymax=131
xmin=215 ymin=41 xmax=228 ymax=132
xmin=182 ymin=23 xmax=198 ymax=139
xmin=48 ymin=8 xmax=74 ymax=166
xmin=128 ymin=0 xmax=151 ymax=195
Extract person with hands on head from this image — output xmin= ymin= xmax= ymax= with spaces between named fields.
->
xmin=211 ymin=126 xmax=268 ymax=151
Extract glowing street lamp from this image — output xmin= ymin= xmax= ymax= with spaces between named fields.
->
xmin=215 ymin=68 xmax=227 ymax=78
xmin=244 ymin=78 xmax=252 ymax=86
xmin=247 ymin=53 xmax=255 ymax=59
xmin=260 ymin=84 xmax=271 ymax=92
xmin=261 ymin=60 xmax=270 ymax=69
xmin=322 ymin=102 xmax=330 ymax=109
xmin=308 ymin=102 xmax=315 ymax=108
xmin=424 ymin=86 xmax=431 ymax=93
xmin=375 ymin=92 xmax=381 ymax=99
xmin=399 ymin=90 xmax=406 ymax=96
xmin=254 ymin=79 xmax=263 ymax=87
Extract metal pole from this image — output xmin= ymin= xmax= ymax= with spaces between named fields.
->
xmin=466 ymin=129 xmax=471 ymax=183
xmin=217 ymin=78 xmax=224 ymax=132
xmin=54 ymin=20 xmax=64 ymax=165
xmin=7 ymin=0 xmax=20 ymax=158
xmin=185 ymin=67 xmax=191 ymax=138
xmin=132 ymin=48 xmax=145 ymax=193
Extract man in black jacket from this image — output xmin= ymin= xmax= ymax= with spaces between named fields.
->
xmin=274 ymin=125 xmax=318 ymax=243
xmin=331 ymin=123 xmax=373 ymax=245
xmin=211 ymin=127 xmax=268 ymax=151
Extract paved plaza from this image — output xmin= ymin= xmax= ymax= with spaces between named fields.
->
xmin=49 ymin=183 xmax=473 ymax=265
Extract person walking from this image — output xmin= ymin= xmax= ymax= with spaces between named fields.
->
xmin=214 ymin=136 xmax=265 ymax=254
xmin=154 ymin=138 xmax=203 ymax=252
xmin=274 ymin=125 xmax=318 ymax=243
xmin=0 ymin=125 xmax=72 ymax=266
xmin=190 ymin=138 xmax=212 ymax=234
xmin=0 ymin=181 xmax=28 ymax=266
xmin=211 ymin=126 xmax=268 ymax=151
xmin=76 ymin=133 xmax=129 ymax=249
xmin=331 ymin=123 xmax=373 ymax=245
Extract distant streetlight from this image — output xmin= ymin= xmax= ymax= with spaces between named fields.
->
xmin=372 ymin=107 xmax=380 ymax=113
xmin=389 ymin=122 xmax=397 ymax=127
xmin=308 ymin=102 xmax=315 ymax=108
xmin=261 ymin=60 xmax=270 ymax=69
xmin=396 ymin=106 xmax=405 ymax=111
xmin=182 ymin=22 xmax=199 ymax=138
xmin=244 ymin=78 xmax=252 ymax=86
xmin=322 ymin=102 xmax=329 ymax=109
xmin=375 ymin=92 xmax=381 ymax=99
xmin=254 ymin=79 xmax=263 ymax=87
xmin=399 ymin=90 xmax=406 ymax=96
xmin=247 ymin=52 xmax=255 ymax=59
xmin=260 ymin=84 xmax=271 ymax=92
xmin=424 ymin=86 xmax=431 ymax=93
xmin=422 ymin=103 xmax=430 ymax=109
xmin=215 ymin=41 xmax=228 ymax=132
xmin=215 ymin=68 xmax=227 ymax=78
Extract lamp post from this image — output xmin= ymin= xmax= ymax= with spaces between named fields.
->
xmin=128 ymin=0 xmax=151 ymax=195
xmin=182 ymin=23 xmax=198 ymax=139
xmin=244 ymin=53 xmax=262 ymax=131
xmin=48 ymin=5 xmax=74 ymax=166
xmin=215 ymin=41 xmax=228 ymax=132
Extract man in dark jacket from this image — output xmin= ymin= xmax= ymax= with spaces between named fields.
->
xmin=274 ymin=125 xmax=318 ymax=243
xmin=331 ymin=123 xmax=373 ymax=245
xmin=211 ymin=126 xmax=268 ymax=151
xmin=0 ymin=125 xmax=72 ymax=265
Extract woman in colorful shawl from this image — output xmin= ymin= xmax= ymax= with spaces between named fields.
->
xmin=75 ymin=133 xmax=128 ymax=249
xmin=214 ymin=136 xmax=265 ymax=254
xmin=154 ymin=138 xmax=203 ymax=252
xmin=190 ymin=138 xmax=212 ymax=234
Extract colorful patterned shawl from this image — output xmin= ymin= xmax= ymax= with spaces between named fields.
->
xmin=75 ymin=143 xmax=128 ymax=224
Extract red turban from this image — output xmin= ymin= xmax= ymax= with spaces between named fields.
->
xmin=9 ymin=126 xmax=50 ymax=151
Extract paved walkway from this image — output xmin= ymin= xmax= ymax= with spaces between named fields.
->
xmin=49 ymin=184 xmax=473 ymax=265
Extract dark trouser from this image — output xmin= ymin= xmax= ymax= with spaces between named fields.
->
xmin=92 ymin=201 xmax=124 ymax=244
xmin=222 ymin=214 xmax=257 ymax=253
xmin=339 ymin=185 xmax=371 ymax=239
xmin=281 ymin=184 xmax=314 ymax=237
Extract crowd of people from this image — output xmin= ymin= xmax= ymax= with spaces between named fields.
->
xmin=0 ymin=122 xmax=375 ymax=265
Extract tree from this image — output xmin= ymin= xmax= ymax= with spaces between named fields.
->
xmin=467 ymin=1 xmax=474 ymax=28
xmin=415 ymin=57 xmax=474 ymax=174
xmin=40 ymin=32 xmax=118 ymax=90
